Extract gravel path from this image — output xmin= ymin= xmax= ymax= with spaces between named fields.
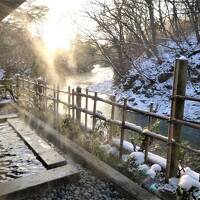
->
xmin=31 ymin=165 xmax=129 ymax=200
xmin=29 ymin=143 xmax=130 ymax=200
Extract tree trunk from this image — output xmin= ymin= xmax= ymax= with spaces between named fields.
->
xmin=145 ymin=0 xmax=157 ymax=54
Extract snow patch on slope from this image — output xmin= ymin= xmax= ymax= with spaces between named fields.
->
xmin=0 ymin=69 xmax=4 ymax=80
xmin=89 ymin=36 xmax=200 ymax=122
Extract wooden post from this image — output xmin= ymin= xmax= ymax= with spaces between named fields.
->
xmin=85 ymin=88 xmax=89 ymax=130
xmin=68 ymin=86 xmax=71 ymax=115
xmin=37 ymin=78 xmax=43 ymax=110
xmin=21 ymin=76 xmax=25 ymax=107
xmin=22 ymin=76 xmax=25 ymax=91
xmin=92 ymin=92 xmax=97 ymax=132
xmin=166 ymin=58 xmax=188 ymax=181
xmin=76 ymin=87 xmax=82 ymax=125
xmin=53 ymin=84 xmax=56 ymax=128
xmin=144 ymin=103 xmax=154 ymax=163
xmin=109 ymin=96 xmax=116 ymax=142
xmin=72 ymin=89 xmax=75 ymax=121
xmin=56 ymin=84 xmax=60 ymax=128
xmin=119 ymin=99 xmax=127 ymax=160
xmin=27 ymin=78 xmax=30 ymax=109
xmin=16 ymin=75 xmax=20 ymax=101
xmin=44 ymin=82 xmax=47 ymax=112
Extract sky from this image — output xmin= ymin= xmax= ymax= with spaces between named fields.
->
xmin=35 ymin=0 xmax=88 ymax=51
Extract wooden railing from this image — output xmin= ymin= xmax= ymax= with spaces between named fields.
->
xmin=0 ymin=79 xmax=15 ymax=101
xmin=14 ymin=58 xmax=200 ymax=182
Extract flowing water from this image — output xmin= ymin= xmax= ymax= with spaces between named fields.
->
xmin=0 ymin=122 xmax=45 ymax=183
xmin=59 ymin=66 xmax=200 ymax=149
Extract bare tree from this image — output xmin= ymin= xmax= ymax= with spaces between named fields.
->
xmin=0 ymin=2 xmax=48 ymax=78
xmin=85 ymin=0 xmax=131 ymax=78
xmin=84 ymin=0 xmax=200 ymax=78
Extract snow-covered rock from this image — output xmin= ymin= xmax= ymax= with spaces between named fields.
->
xmin=147 ymin=169 xmax=156 ymax=178
xmin=181 ymin=167 xmax=200 ymax=182
xmin=150 ymin=164 xmax=162 ymax=172
xmin=179 ymin=175 xmax=200 ymax=191
xmin=145 ymin=164 xmax=162 ymax=179
xmin=147 ymin=152 xmax=166 ymax=169
xmin=112 ymin=138 xmax=167 ymax=168
xmin=179 ymin=55 xmax=187 ymax=60
xmin=138 ymin=164 xmax=149 ymax=173
xmin=111 ymin=138 xmax=140 ymax=152
xmin=129 ymin=152 xmax=144 ymax=165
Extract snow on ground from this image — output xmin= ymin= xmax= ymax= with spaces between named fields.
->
xmin=158 ymin=177 xmax=179 ymax=193
xmin=89 ymin=35 xmax=200 ymax=122
xmin=111 ymin=138 xmax=167 ymax=168
xmin=89 ymin=80 xmax=116 ymax=95
xmin=181 ymin=167 xmax=200 ymax=181
xmin=0 ymin=99 xmax=12 ymax=104
xmin=129 ymin=152 xmax=144 ymax=165
xmin=179 ymin=175 xmax=200 ymax=191
xmin=138 ymin=164 xmax=149 ymax=172
xmin=0 ymin=69 xmax=4 ymax=80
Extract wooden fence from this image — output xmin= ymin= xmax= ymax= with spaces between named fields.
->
xmin=13 ymin=58 xmax=200 ymax=182
xmin=0 ymin=79 xmax=14 ymax=100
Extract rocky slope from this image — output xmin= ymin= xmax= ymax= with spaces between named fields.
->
xmin=89 ymin=35 xmax=200 ymax=122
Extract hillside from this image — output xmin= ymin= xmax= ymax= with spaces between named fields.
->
xmin=89 ymin=35 xmax=200 ymax=122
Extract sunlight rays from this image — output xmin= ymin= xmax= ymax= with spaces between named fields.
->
xmin=41 ymin=0 xmax=83 ymax=52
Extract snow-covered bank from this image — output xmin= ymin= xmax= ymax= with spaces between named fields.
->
xmin=100 ymin=139 xmax=200 ymax=198
xmin=0 ymin=69 xmax=4 ymax=80
xmin=89 ymin=36 xmax=200 ymax=122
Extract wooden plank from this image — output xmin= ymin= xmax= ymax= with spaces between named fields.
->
xmin=72 ymin=89 xmax=75 ymax=120
xmin=119 ymin=99 xmax=127 ymax=159
xmin=68 ymin=86 xmax=71 ymax=115
xmin=0 ymin=165 xmax=80 ymax=200
xmin=7 ymin=118 xmax=66 ymax=169
xmin=40 ymin=150 xmax=67 ymax=169
xmin=0 ymin=113 xmax=18 ymax=120
xmin=92 ymin=92 xmax=97 ymax=132
xmin=76 ymin=87 xmax=82 ymax=124
xmin=85 ymin=88 xmax=88 ymax=129
xmin=109 ymin=96 xmax=116 ymax=142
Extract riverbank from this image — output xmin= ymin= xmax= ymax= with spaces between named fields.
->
xmin=89 ymin=37 xmax=200 ymax=123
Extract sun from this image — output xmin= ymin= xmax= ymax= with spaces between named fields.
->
xmin=42 ymin=23 xmax=73 ymax=51
xmin=41 ymin=0 xmax=84 ymax=52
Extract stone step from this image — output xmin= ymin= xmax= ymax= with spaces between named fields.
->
xmin=0 ymin=165 xmax=80 ymax=200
